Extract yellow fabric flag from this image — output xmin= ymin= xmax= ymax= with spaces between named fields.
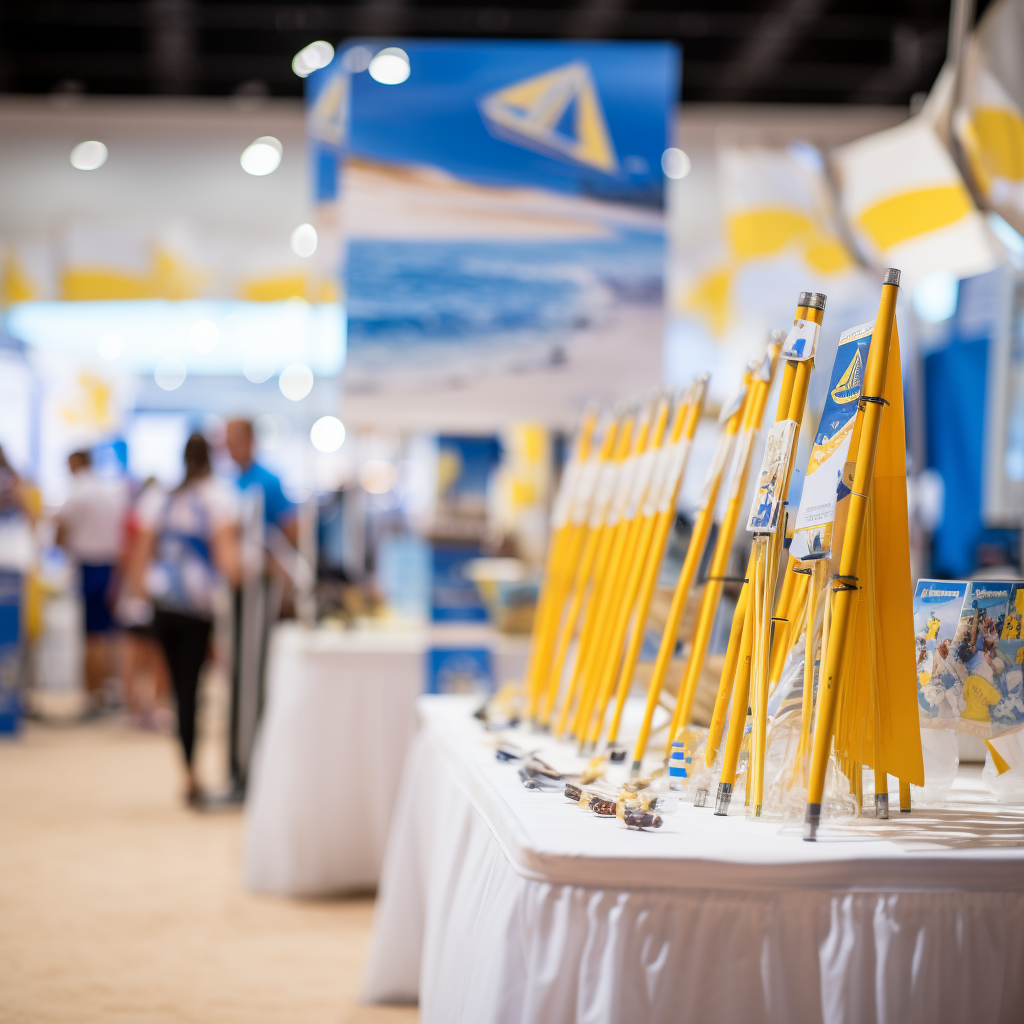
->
xmin=832 ymin=117 xmax=1001 ymax=288
xmin=955 ymin=0 xmax=1024 ymax=236
xmin=834 ymin=321 xmax=924 ymax=785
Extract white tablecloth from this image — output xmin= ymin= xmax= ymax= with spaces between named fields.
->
xmin=243 ymin=623 xmax=425 ymax=895
xmin=362 ymin=696 xmax=1024 ymax=1024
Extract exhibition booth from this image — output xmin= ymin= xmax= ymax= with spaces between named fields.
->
xmin=2 ymin=5 xmax=1024 ymax=1023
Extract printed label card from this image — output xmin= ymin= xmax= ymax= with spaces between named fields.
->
xmin=746 ymin=419 xmax=798 ymax=534
xmin=780 ymin=319 xmax=821 ymax=362
xmin=791 ymin=321 xmax=873 ymax=560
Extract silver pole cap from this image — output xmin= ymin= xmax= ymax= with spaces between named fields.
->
xmin=883 ymin=268 xmax=901 ymax=286
xmin=798 ymin=291 xmax=827 ymax=311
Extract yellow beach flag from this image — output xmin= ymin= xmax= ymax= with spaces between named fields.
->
xmin=832 ymin=118 xmax=1001 ymax=286
xmin=680 ymin=142 xmax=857 ymax=344
xmin=831 ymin=315 xmax=925 ymax=794
xmin=805 ymin=270 xmax=924 ymax=839
xmin=955 ymin=0 xmax=1024 ymax=235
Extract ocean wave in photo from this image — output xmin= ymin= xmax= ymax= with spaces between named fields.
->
xmin=346 ymin=229 xmax=664 ymax=352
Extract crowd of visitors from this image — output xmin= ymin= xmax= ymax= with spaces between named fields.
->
xmin=50 ymin=420 xmax=296 ymax=805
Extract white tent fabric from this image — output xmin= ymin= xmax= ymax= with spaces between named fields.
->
xmin=363 ymin=696 xmax=1024 ymax=1024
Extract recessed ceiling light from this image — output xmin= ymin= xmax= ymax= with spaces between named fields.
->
xmin=279 ymin=363 xmax=314 ymax=401
xmin=368 ymin=47 xmax=410 ymax=85
xmin=292 ymin=40 xmax=335 ymax=78
xmin=70 ymin=140 xmax=107 ymax=170
xmin=240 ymin=136 xmax=282 ymax=176
xmin=290 ymin=223 xmax=317 ymax=257
xmin=154 ymin=356 xmax=187 ymax=391
xmin=310 ymin=416 xmax=346 ymax=452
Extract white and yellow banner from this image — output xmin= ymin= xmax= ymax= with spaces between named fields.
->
xmin=833 ymin=114 xmax=1002 ymax=288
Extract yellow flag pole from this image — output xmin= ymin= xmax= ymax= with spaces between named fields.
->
xmin=547 ymin=410 xmax=637 ymax=733
xmin=604 ymin=380 xmax=707 ymax=748
xmin=663 ymin=348 xmax=780 ymax=760
xmin=749 ymin=311 xmax=817 ymax=816
xmin=581 ymin=387 xmax=692 ymax=749
xmin=524 ymin=409 xmax=599 ymax=721
xmin=629 ymin=374 xmax=753 ymax=776
xmin=536 ymin=413 xmax=624 ymax=726
xmin=713 ymin=291 xmax=824 ymax=815
xmin=564 ymin=399 xmax=661 ymax=739
xmin=804 ymin=269 xmax=900 ymax=841
xmin=571 ymin=396 xmax=671 ymax=746
xmin=703 ymin=546 xmax=755 ymax=768
xmin=795 ymin=558 xmax=829 ymax=782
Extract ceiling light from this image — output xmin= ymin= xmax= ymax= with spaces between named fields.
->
xmin=279 ymin=362 xmax=314 ymax=401
xmin=310 ymin=416 xmax=346 ymax=453
xmin=243 ymin=347 xmax=276 ymax=383
xmin=661 ymin=148 xmax=691 ymax=180
xmin=368 ymin=47 xmax=410 ymax=85
xmin=97 ymin=332 xmax=123 ymax=360
xmin=188 ymin=319 xmax=219 ymax=353
xmin=70 ymin=140 xmax=107 ymax=171
xmin=290 ymin=223 xmax=317 ymax=258
xmin=913 ymin=271 xmax=959 ymax=324
xmin=154 ymin=356 xmax=187 ymax=391
xmin=240 ymin=136 xmax=282 ymax=176
xmin=292 ymin=40 xmax=335 ymax=78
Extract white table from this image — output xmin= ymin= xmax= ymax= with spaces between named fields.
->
xmin=243 ymin=623 xmax=530 ymax=896
xmin=362 ymin=696 xmax=1024 ymax=1024
xmin=243 ymin=623 xmax=426 ymax=895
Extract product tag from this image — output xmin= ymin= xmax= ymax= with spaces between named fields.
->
xmin=656 ymin=438 xmax=692 ymax=515
xmin=624 ymin=448 xmax=658 ymax=521
xmin=791 ymin=321 xmax=873 ymax=559
xmin=697 ymin=432 xmax=737 ymax=510
xmin=714 ymin=427 xmax=758 ymax=523
xmin=588 ymin=461 xmax=620 ymax=528
xmin=746 ymin=419 xmax=798 ymax=533
xmin=606 ymin=455 xmax=638 ymax=527
xmin=781 ymin=319 xmax=820 ymax=362
xmin=570 ymin=457 xmax=602 ymax=525
xmin=551 ymin=458 xmax=582 ymax=529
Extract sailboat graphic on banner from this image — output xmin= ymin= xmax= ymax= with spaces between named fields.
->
xmin=831 ymin=347 xmax=863 ymax=404
xmin=478 ymin=62 xmax=619 ymax=173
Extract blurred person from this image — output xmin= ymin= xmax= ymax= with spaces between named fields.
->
xmin=0 ymin=446 xmax=41 ymax=697
xmin=225 ymin=419 xmax=297 ymax=543
xmin=115 ymin=477 xmax=170 ymax=728
xmin=223 ymin=418 xmax=297 ymax=796
xmin=131 ymin=434 xmax=240 ymax=805
xmin=56 ymin=450 xmax=127 ymax=714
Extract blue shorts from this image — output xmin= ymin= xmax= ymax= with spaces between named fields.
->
xmin=81 ymin=564 xmax=116 ymax=634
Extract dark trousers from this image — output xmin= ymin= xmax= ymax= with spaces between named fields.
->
xmin=152 ymin=609 xmax=212 ymax=766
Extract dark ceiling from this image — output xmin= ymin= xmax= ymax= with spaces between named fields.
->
xmin=0 ymin=0 xmax=987 ymax=105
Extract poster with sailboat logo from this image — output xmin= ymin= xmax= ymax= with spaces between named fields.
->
xmin=790 ymin=319 xmax=872 ymax=561
xmin=337 ymin=41 xmax=678 ymax=428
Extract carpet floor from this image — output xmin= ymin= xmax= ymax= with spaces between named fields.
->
xmin=0 ymin=715 xmax=417 ymax=1024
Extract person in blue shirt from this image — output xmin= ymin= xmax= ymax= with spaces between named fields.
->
xmin=225 ymin=420 xmax=297 ymax=544
xmin=223 ymin=418 xmax=298 ymax=798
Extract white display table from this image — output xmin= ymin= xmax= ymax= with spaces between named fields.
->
xmin=243 ymin=623 xmax=530 ymax=897
xmin=362 ymin=696 xmax=1024 ymax=1024
xmin=243 ymin=623 xmax=426 ymax=896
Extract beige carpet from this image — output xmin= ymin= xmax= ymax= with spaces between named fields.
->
xmin=0 ymin=716 xmax=418 ymax=1024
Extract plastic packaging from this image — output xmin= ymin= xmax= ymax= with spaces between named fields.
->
xmin=913 ymin=728 xmax=959 ymax=804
